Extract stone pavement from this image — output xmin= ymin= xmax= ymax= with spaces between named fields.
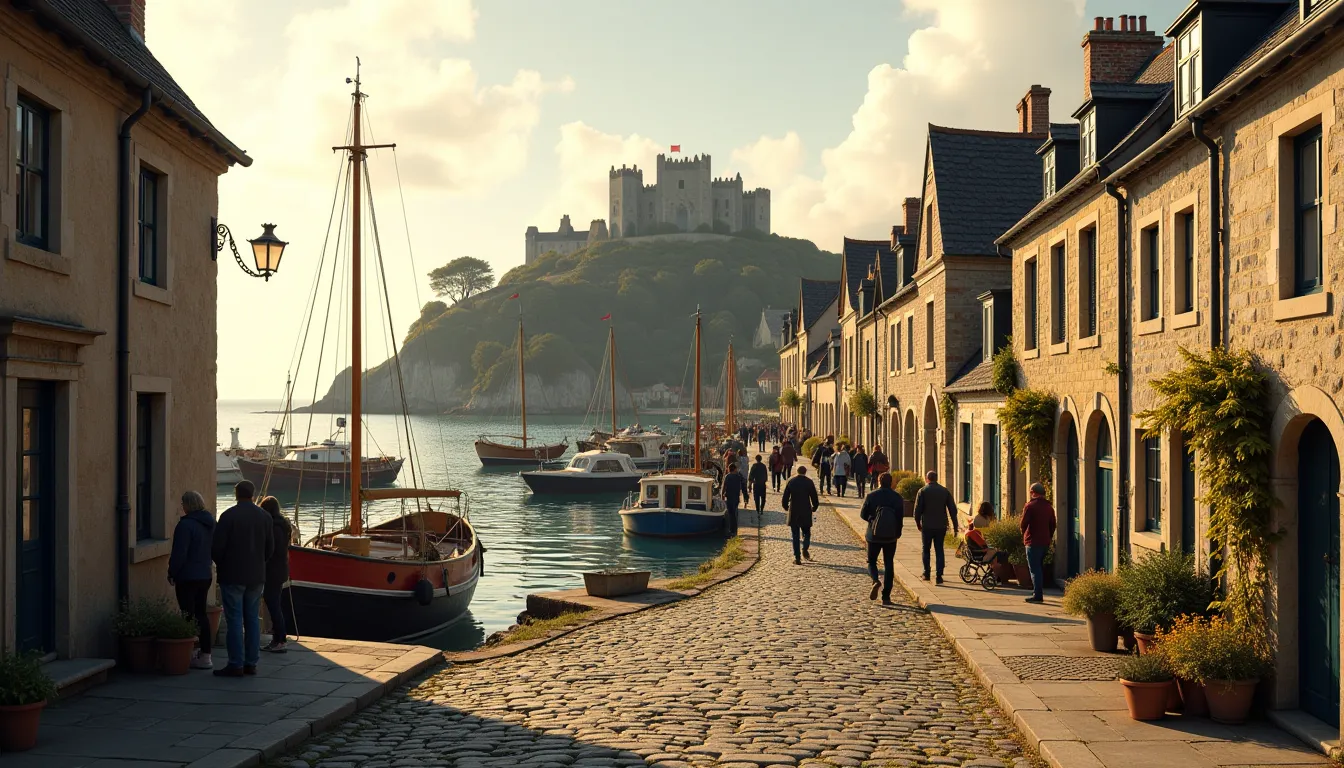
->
xmin=0 ymin=637 xmax=440 ymax=768
xmin=274 ymin=486 xmax=1033 ymax=768
xmin=826 ymin=490 xmax=1331 ymax=768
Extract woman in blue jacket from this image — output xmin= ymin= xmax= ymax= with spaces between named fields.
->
xmin=168 ymin=490 xmax=216 ymax=670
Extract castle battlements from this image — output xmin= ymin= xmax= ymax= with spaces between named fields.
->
xmin=610 ymin=164 xmax=643 ymax=180
xmin=712 ymin=173 xmax=744 ymax=187
xmin=656 ymin=153 xmax=710 ymax=169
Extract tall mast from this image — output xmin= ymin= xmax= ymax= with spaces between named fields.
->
xmin=518 ymin=309 xmax=527 ymax=447
xmin=609 ymin=324 xmax=618 ymax=435
xmin=694 ymin=308 xmax=701 ymax=474
xmin=726 ymin=341 xmax=736 ymax=437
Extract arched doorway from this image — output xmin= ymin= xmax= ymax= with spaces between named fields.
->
xmin=676 ymin=205 xmax=689 ymax=232
xmin=904 ymin=411 xmax=917 ymax=471
xmin=1065 ymin=421 xmax=1081 ymax=577
xmin=922 ymin=396 xmax=938 ymax=476
xmin=1094 ymin=420 xmax=1114 ymax=571
xmin=1298 ymin=418 xmax=1340 ymax=726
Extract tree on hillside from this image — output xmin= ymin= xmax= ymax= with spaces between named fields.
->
xmin=430 ymin=257 xmax=494 ymax=304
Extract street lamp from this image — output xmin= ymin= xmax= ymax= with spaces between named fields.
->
xmin=215 ymin=221 xmax=288 ymax=281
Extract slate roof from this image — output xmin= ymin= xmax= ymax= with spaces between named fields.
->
xmin=1048 ymin=123 xmax=1079 ymax=141
xmin=1222 ymin=3 xmax=1305 ymax=85
xmin=1089 ymin=82 xmax=1170 ymax=100
xmin=928 ymin=126 xmax=1045 ymax=257
xmin=20 ymin=0 xmax=250 ymax=165
xmin=874 ymin=249 xmax=898 ymax=304
xmin=806 ymin=343 xmax=833 ymax=379
xmin=798 ymin=278 xmax=841 ymax=331
xmin=944 ymin=355 xmax=997 ymax=394
xmin=1134 ymin=43 xmax=1175 ymax=85
xmin=841 ymin=238 xmax=887 ymax=310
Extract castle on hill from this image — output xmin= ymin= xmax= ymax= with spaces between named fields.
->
xmin=525 ymin=153 xmax=771 ymax=264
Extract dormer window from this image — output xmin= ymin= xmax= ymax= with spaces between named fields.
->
xmin=982 ymin=302 xmax=993 ymax=363
xmin=1305 ymin=0 xmax=1324 ymax=17
xmin=1177 ymin=21 xmax=1203 ymax=115
xmin=1043 ymin=149 xmax=1057 ymax=197
xmin=1079 ymin=110 xmax=1096 ymax=168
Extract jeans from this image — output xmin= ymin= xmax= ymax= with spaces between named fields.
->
xmin=820 ymin=465 xmax=832 ymax=493
xmin=725 ymin=502 xmax=739 ymax=536
xmin=855 ymin=472 xmax=869 ymax=496
xmin=1027 ymin=544 xmax=1048 ymax=600
xmin=791 ymin=525 xmax=811 ymax=560
xmin=221 ymin=583 xmax=264 ymax=669
xmin=174 ymin=579 xmax=212 ymax=655
xmin=921 ymin=528 xmax=947 ymax=577
xmin=263 ymin=583 xmax=288 ymax=643
xmin=758 ymin=437 xmax=766 ymax=452
xmin=752 ymin=487 xmax=766 ymax=513
xmin=867 ymin=540 xmax=896 ymax=598
xmin=771 ymin=470 xmax=782 ymax=491
xmin=834 ymin=475 xmax=848 ymax=497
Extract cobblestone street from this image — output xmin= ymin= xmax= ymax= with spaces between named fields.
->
xmin=280 ymin=491 xmax=1032 ymax=768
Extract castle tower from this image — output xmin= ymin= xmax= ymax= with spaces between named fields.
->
xmin=609 ymin=165 xmax=643 ymax=239
xmin=742 ymin=188 xmax=771 ymax=234
xmin=712 ymin=172 xmax=744 ymax=232
xmin=655 ymin=153 xmax=712 ymax=232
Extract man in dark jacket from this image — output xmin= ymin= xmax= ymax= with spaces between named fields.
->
xmin=813 ymin=437 xmax=835 ymax=495
xmin=780 ymin=440 xmax=797 ymax=479
xmin=748 ymin=454 xmax=769 ymax=516
xmin=781 ymin=466 xmax=820 ymax=564
xmin=1021 ymin=482 xmax=1058 ymax=603
xmin=211 ymin=481 xmax=275 ymax=677
xmin=259 ymin=496 xmax=293 ymax=653
xmin=859 ymin=472 xmax=904 ymax=604
xmin=721 ymin=464 xmax=748 ymax=536
xmin=913 ymin=470 xmax=958 ymax=584
xmin=168 ymin=490 xmax=216 ymax=669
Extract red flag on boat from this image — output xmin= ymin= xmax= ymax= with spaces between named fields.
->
xmin=670 ymin=145 xmax=680 ymax=153
xmin=508 ymin=293 xmax=519 ymax=300
xmin=600 ymin=313 xmax=611 ymax=321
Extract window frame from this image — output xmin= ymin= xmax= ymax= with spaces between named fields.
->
xmin=960 ymin=421 xmax=973 ymax=503
xmin=924 ymin=300 xmax=935 ymax=365
xmin=1078 ymin=226 xmax=1098 ymax=339
xmin=137 ymin=166 xmax=162 ymax=286
xmin=1024 ymin=257 xmax=1039 ymax=351
xmin=982 ymin=302 xmax=993 ymax=363
xmin=1272 ymin=93 xmax=1335 ymax=321
xmin=1176 ymin=20 xmax=1203 ymax=116
xmin=1043 ymin=148 xmax=1056 ymax=197
xmin=1143 ymin=435 xmax=1162 ymax=533
xmin=1080 ymin=109 xmax=1096 ymax=168
xmin=14 ymin=97 xmax=51 ymax=249
xmin=905 ymin=315 xmax=914 ymax=370
xmin=1050 ymin=241 xmax=1068 ymax=345
xmin=1294 ymin=125 xmax=1324 ymax=297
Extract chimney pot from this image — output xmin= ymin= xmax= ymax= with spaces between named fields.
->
xmin=902 ymin=197 xmax=922 ymax=236
xmin=1120 ymin=15 xmax=1128 ymax=31
xmin=1094 ymin=16 xmax=1104 ymax=30
xmin=1104 ymin=16 xmax=1113 ymax=30
xmin=1139 ymin=15 xmax=1147 ymax=32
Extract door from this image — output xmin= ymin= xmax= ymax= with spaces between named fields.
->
xmin=1066 ymin=424 xmax=1081 ymax=576
xmin=1299 ymin=419 xmax=1340 ymax=726
xmin=1181 ymin=445 xmax=1197 ymax=556
xmin=986 ymin=425 xmax=1001 ymax=517
xmin=16 ymin=381 xmax=56 ymax=654
xmin=1094 ymin=421 xmax=1114 ymax=572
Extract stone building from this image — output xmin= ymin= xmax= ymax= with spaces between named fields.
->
xmin=754 ymin=308 xmax=790 ymax=350
xmin=608 ymin=154 xmax=770 ymax=239
xmin=777 ymin=278 xmax=839 ymax=429
xmin=523 ymin=215 xmax=608 ymax=265
xmin=0 ymin=0 xmax=250 ymax=664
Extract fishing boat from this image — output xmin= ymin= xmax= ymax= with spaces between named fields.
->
xmin=265 ymin=64 xmax=480 ymax=642
xmin=520 ymin=450 xmax=643 ymax=495
xmin=604 ymin=425 xmax=670 ymax=470
xmin=236 ymin=439 xmax=404 ymax=491
xmin=619 ymin=309 xmax=727 ymax=537
xmin=216 ymin=450 xmax=242 ymax=485
xmin=473 ymin=304 xmax=569 ymax=466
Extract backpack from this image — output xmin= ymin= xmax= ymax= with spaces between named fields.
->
xmin=868 ymin=505 xmax=900 ymax=542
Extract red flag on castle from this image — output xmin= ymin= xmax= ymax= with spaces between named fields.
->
xmin=670 ymin=145 xmax=680 ymax=153
xmin=600 ymin=313 xmax=611 ymax=321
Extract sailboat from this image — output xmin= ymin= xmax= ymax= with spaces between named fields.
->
xmin=273 ymin=65 xmax=481 ymax=642
xmin=619 ymin=309 xmax=727 ymax=537
xmin=473 ymin=302 xmax=569 ymax=466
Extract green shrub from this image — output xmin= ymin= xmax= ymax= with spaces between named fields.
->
xmin=114 ymin=597 xmax=175 ymax=638
xmin=992 ymin=343 xmax=1018 ymax=395
xmin=1117 ymin=651 xmax=1173 ymax=683
xmin=1115 ymin=550 xmax=1216 ymax=634
xmin=0 ymin=651 xmax=56 ymax=705
xmin=1157 ymin=615 xmax=1270 ymax=684
xmin=780 ymin=388 xmax=802 ymax=409
xmin=895 ymin=475 xmax=925 ymax=504
xmin=984 ymin=517 xmax=1025 ymax=564
xmin=156 ymin=611 xmax=200 ymax=641
xmin=800 ymin=436 xmax=823 ymax=460
xmin=847 ymin=386 xmax=877 ymax=418
xmin=1061 ymin=570 xmax=1121 ymax=617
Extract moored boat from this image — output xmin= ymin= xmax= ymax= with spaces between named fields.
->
xmin=237 ymin=440 xmax=403 ymax=490
xmin=521 ymin=450 xmax=642 ymax=495
xmin=216 ymin=450 xmax=242 ymax=484
xmin=474 ymin=299 xmax=568 ymax=466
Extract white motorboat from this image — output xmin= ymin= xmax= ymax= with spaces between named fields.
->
xmin=215 ymin=449 xmax=242 ymax=484
xmin=520 ymin=450 xmax=643 ymax=494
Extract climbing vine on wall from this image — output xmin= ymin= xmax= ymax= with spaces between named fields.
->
xmin=999 ymin=387 xmax=1058 ymax=489
xmin=992 ymin=342 xmax=1019 ymax=396
xmin=847 ymin=385 xmax=877 ymax=419
xmin=1137 ymin=346 xmax=1275 ymax=648
xmin=779 ymin=387 xmax=802 ymax=409
xmin=939 ymin=393 xmax=956 ymax=430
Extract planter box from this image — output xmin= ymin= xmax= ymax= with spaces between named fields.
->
xmin=583 ymin=571 xmax=651 ymax=598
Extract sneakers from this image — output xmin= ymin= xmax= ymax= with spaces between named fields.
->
xmin=1024 ymin=596 xmax=1044 ymax=604
xmin=869 ymin=581 xmax=880 ymax=601
xmin=243 ymin=665 xmax=258 ymax=676
xmin=213 ymin=666 xmax=244 ymax=678
xmin=190 ymin=651 xmax=214 ymax=670
xmin=263 ymin=640 xmax=288 ymax=654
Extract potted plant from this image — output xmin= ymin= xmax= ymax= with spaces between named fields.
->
xmin=155 ymin=611 xmax=200 ymax=676
xmin=1116 ymin=550 xmax=1214 ymax=652
xmin=583 ymin=570 xmax=651 ymax=598
xmin=1159 ymin=615 xmax=1269 ymax=724
xmin=113 ymin=598 xmax=169 ymax=674
xmin=0 ymin=650 xmax=57 ymax=751
xmin=983 ymin=517 xmax=1024 ymax=585
xmin=1062 ymin=570 xmax=1122 ymax=652
xmin=1117 ymin=651 xmax=1173 ymax=721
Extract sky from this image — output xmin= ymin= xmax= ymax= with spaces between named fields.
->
xmin=146 ymin=0 xmax=1178 ymax=401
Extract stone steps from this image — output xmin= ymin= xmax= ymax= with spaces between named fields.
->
xmin=44 ymin=657 xmax=116 ymax=699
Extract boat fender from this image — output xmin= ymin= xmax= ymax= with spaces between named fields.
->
xmin=414 ymin=578 xmax=434 ymax=606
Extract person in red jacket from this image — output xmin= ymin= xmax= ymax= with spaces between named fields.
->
xmin=1020 ymin=482 xmax=1057 ymax=604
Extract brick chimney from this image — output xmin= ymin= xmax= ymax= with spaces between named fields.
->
xmin=104 ymin=0 xmax=146 ymax=42
xmin=902 ymin=197 xmax=921 ymax=236
xmin=1016 ymin=85 xmax=1051 ymax=136
xmin=1082 ymin=15 xmax=1164 ymax=99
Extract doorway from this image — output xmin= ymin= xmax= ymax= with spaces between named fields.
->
xmin=985 ymin=424 xmax=1000 ymax=518
xmin=16 ymin=381 xmax=56 ymax=654
xmin=1066 ymin=423 xmax=1081 ymax=576
xmin=1298 ymin=418 xmax=1339 ymax=726
xmin=1094 ymin=420 xmax=1114 ymax=571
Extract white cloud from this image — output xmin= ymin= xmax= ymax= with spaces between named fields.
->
xmin=733 ymin=0 xmax=1091 ymax=247
xmin=534 ymin=121 xmax=662 ymax=229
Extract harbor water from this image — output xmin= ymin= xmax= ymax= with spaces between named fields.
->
xmin=215 ymin=401 xmax=726 ymax=650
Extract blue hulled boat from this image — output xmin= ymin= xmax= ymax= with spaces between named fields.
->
xmin=619 ymin=473 xmax=726 ymax=537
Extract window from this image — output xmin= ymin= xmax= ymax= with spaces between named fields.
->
xmin=1294 ymin=126 xmax=1323 ymax=296
xmin=960 ymin=422 xmax=973 ymax=502
xmin=678 ymin=179 xmax=684 ymax=189
xmin=687 ymin=485 xmax=702 ymax=500
xmin=982 ymin=303 xmax=993 ymax=363
xmin=1176 ymin=21 xmax=1203 ymax=115
xmin=1143 ymin=436 xmax=1162 ymax=532
xmin=1025 ymin=258 xmax=1039 ymax=350
xmin=1080 ymin=228 xmax=1098 ymax=337
xmin=924 ymin=203 xmax=934 ymax=260
xmin=135 ymin=394 xmax=155 ymax=541
xmin=1142 ymin=226 xmax=1161 ymax=321
xmin=15 ymin=98 xmax=50 ymax=248
xmin=1177 ymin=211 xmax=1195 ymax=313
xmin=865 ymin=340 xmax=871 ymax=380
xmin=138 ymin=168 xmax=162 ymax=285
xmin=925 ymin=302 xmax=934 ymax=364
xmin=1181 ymin=445 xmax=1196 ymax=555
xmin=644 ymin=485 xmax=658 ymax=499
xmin=895 ymin=325 xmax=902 ymax=373
xmin=1043 ymin=148 xmax=1057 ymax=197
xmin=592 ymin=460 xmax=624 ymax=473
xmin=1051 ymin=243 xmax=1067 ymax=344
xmin=889 ymin=323 xmax=896 ymax=372
xmin=905 ymin=316 xmax=914 ymax=369
xmin=1080 ymin=109 xmax=1096 ymax=167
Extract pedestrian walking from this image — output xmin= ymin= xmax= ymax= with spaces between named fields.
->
xmin=168 ymin=490 xmax=216 ymax=670
xmin=813 ymin=437 xmax=834 ymax=495
xmin=851 ymin=445 xmax=869 ymax=496
xmin=912 ymin=470 xmax=958 ymax=584
xmin=749 ymin=454 xmax=769 ymax=515
xmin=721 ymin=463 xmax=748 ymax=536
xmin=1021 ymin=483 xmax=1057 ymax=604
xmin=259 ymin=496 xmax=292 ymax=653
xmin=757 ymin=428 xmax=766 ymax=452
xmin=831 ymin=444 xmax=852 ymax=497
xmin=780 ymin=439 xmax=797 ymax=479
xmin=211 ymin=480 xmax=275 ymax=677
xmin=859 ymin=472 xmax=904 ymax=605
xmin=781 ymin=466 xmax=819 ymax=564
xmin=868 ymin=444 xmax=889 ymax=477
xmin=768 ymin=446 xmax=784 ymax=491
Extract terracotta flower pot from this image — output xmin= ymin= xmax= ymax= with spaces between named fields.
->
xmin=1178 ymin=677 xmax=1209 ymax=717
xmin=1012 ymin=564 xmax=1033 ymax=590
xmin=1086 ymin=612 xmax=1119 ymax=652
xmin=1205 ymin=679 xmax=1258 ymax=724
xmin=0 ymin=701 xmax=47 ymax=751
xmin=207 ymin=606 xmax=223 ymax=643
xmin=119 ymin=635 xmax=156 ymax=674
xmin=1120 ymin=679 xmax=1170 ymax=721
xmin=156 ymin=637 xmax=197 ymax=676
xmin=1133 ymin=631 xmax=1157 ymax=655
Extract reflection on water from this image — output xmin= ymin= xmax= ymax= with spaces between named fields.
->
xmin=216 ymin=404 xmax=723 ymax=650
